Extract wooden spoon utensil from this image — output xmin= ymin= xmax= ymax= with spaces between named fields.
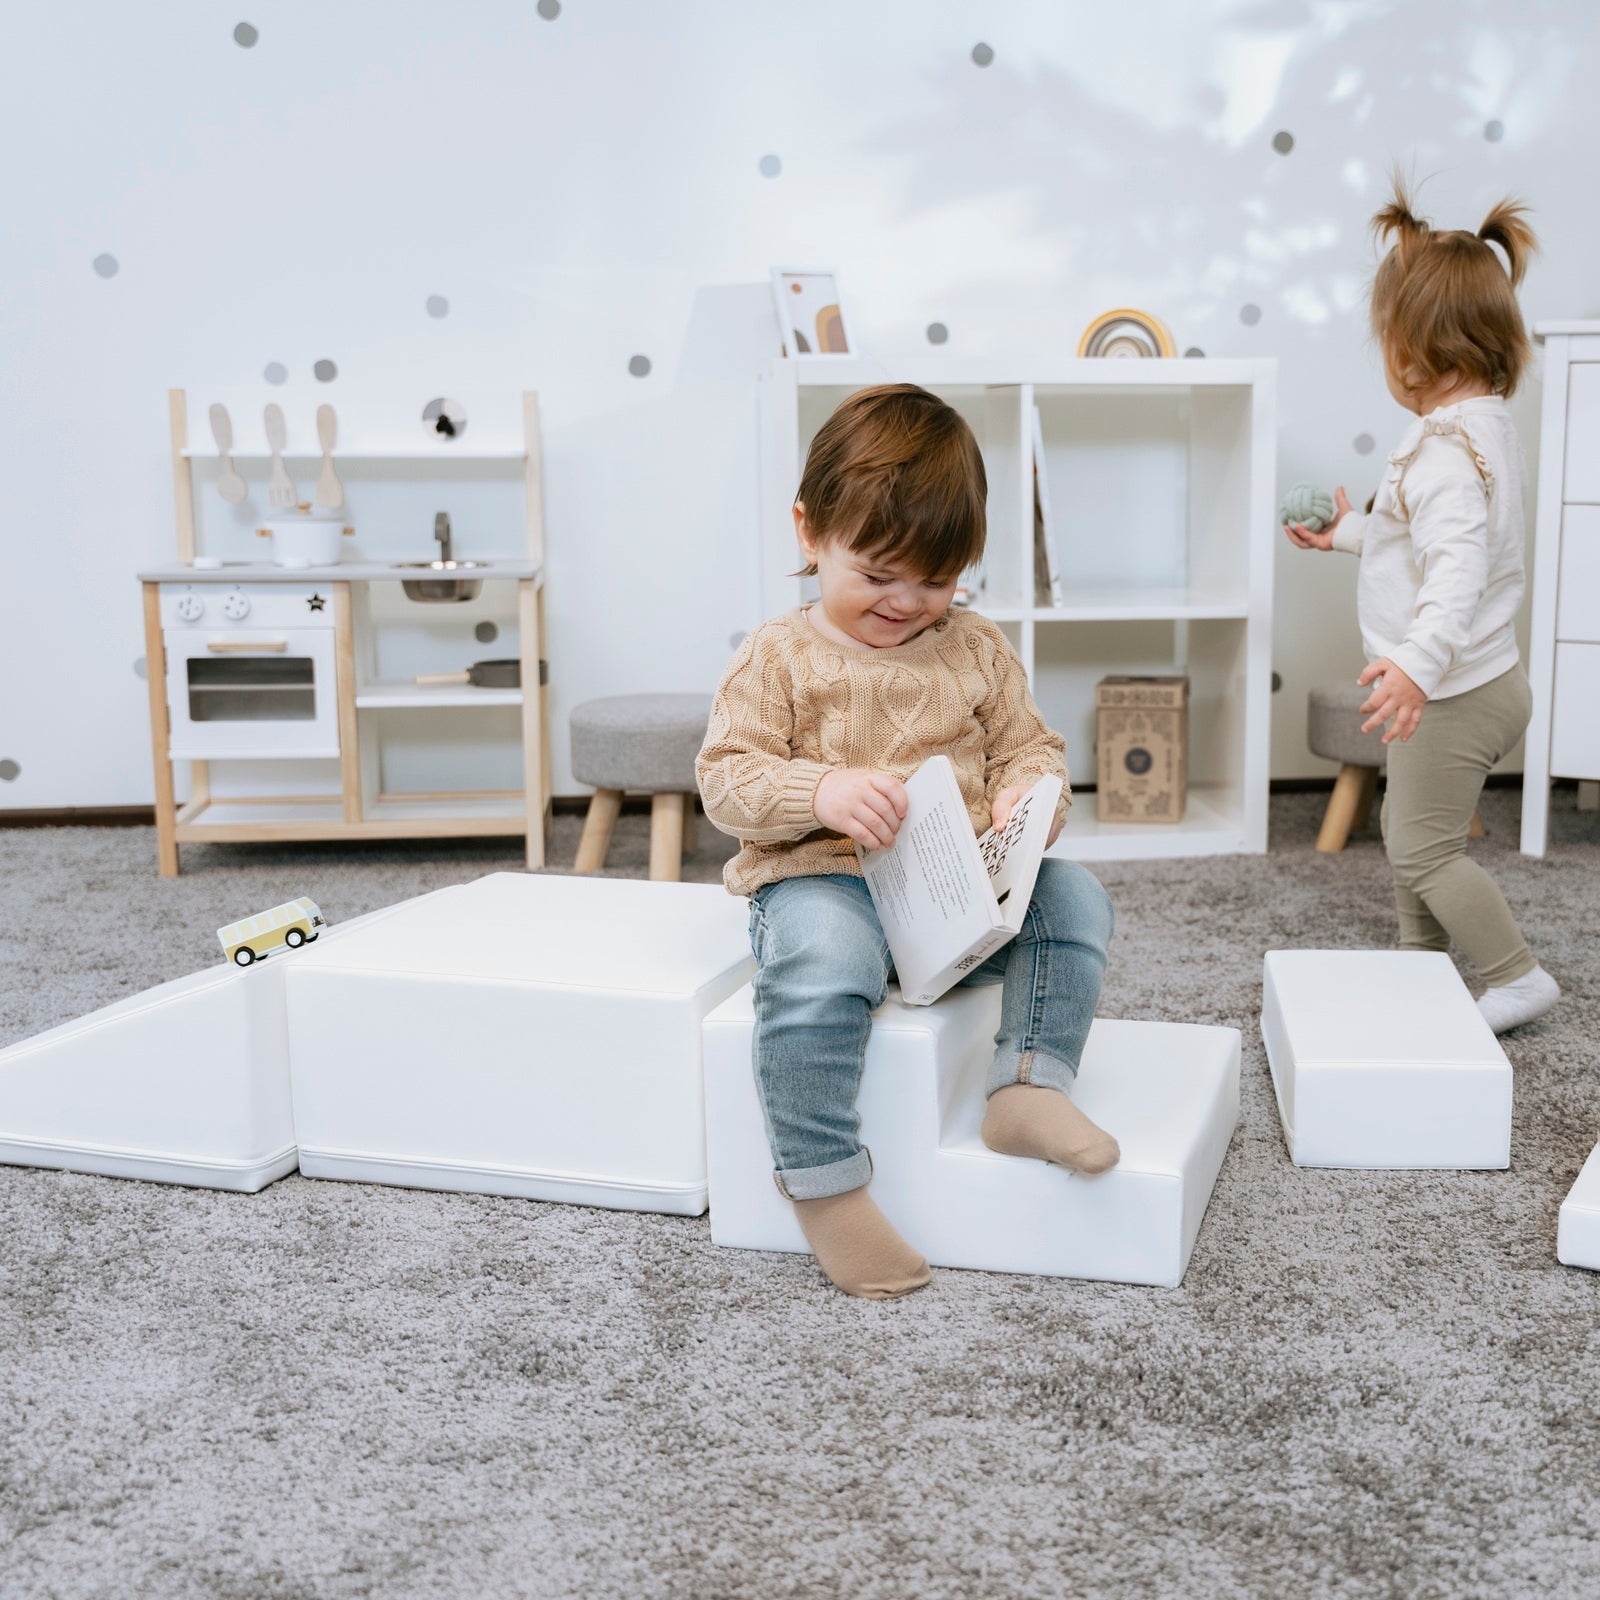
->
xmin=314 ymin=404 xmax=344 ymax=509
xmin=209 ymin=404 xmax=248 ymax=503
xmin=263 ymin=404 xmax=298 ymax=508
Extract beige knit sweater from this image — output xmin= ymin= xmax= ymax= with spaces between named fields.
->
xmin=697 ymin=605 xmax=1070 ymax=896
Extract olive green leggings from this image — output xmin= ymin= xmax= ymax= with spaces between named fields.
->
xmin=1380 ymin=663 xmax=1535 ymax=989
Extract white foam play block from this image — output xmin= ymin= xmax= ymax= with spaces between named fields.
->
xmin=1261 ymin=950 xmax=1512 ymax=1169
xmin=0 ymin=962 xmax=298 ymax=1192
xmin=285 ymin=872 xmax=754 ymax=1214
xmin=1557 ymin=1141 xmax=1600 ymax=1271
xmin=703 ymin=984 xmax=1240 ymax=1287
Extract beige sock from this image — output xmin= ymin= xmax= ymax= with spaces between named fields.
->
xmin=791 ymin=1187 xmax=931 ymax=1300
xmin=981 ymin=1083 xmax=1120 ymax=1175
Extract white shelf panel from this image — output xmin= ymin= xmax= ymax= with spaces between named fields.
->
xmin=356 ymin=681 xmax=523 ymax=709
xmin=973 ymin=589 xmax=1249 ymax=623
xmin=368 ymin=794 xmax=527 ymax=821
xmin=182 ymin=447 xmax=526 ymax=460
xmin=785 ymin=357 xmax=1263 ymax=389
xmin=1049 ymin=789 xmax=1246 ymax=863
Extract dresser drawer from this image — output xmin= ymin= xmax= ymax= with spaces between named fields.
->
xmin=1566 ymin=365 xmax=1600 ymax=502
xmin=1551 ymin=642 xmax=1600 ymax=778
xmin=1557 ymin=506 xmax=1600 ymax=641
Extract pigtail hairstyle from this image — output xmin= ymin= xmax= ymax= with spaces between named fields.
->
xmin=1369 ymin=170 xmax=1539 ymax=400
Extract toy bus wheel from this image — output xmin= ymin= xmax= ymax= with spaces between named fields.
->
xmin=233 ymin=948 xmax=255 ymax=967
xmin=306 ymin=931 xmax=319 ymax=941
xmin=285 ymin=928 xmax=307 ymax=948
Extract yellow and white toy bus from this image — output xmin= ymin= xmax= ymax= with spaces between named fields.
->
xmin=217 ymin=897 xmax=326 ymax=967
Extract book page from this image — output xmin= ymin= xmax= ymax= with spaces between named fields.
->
xmin=975 ymin=773 xmax=1062 ymax=933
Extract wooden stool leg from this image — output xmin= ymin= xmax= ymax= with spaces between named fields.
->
xmin=682 ymin=798 xmax=697 ymax=858
xmin=574 ymin=788 xmax=622 ymax=873
xmin=650 ymin=792 xmax=685 ymax=882
xmin=1468 ymin=810 xmax=1486 ymax=839
xmin=1317 ymin=764 xmax=1371 ymax=853
xmin=1352 ymin=765 xmax=1378 ymax=832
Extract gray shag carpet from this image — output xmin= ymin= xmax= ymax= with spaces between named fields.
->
xmin=1 ymin=790 xmax=1597 ymax=1600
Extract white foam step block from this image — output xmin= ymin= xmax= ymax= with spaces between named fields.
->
xmin=0 ymin=962 xmax=298 ymax=1192
xmin=285 ymin=872 xmax=755 ymax=1214
xmin=1261 ymin=950 xmax=1512 ymax=1169
xmin=704 ymin=983 xmax=1239 ymax=1287
xmin=1558 ymin=1141 xmax=1600 ymax=1271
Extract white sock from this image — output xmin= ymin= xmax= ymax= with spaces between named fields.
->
xmin=1477 ymin=965 xmax=1560 ymax=1035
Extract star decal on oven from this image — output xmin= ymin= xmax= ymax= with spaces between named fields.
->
xmin=307 ymin=594 xmax=327 ymax=612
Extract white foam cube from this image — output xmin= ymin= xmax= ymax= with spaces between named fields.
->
xmin=285 ymin=873 xmax=754 ymax=1214
xmin=0 ymin=962 xmax=298 ymax=1192
xmin=704 ymin=983 xmax=1239 ymax=1288
xmin=1261 ymin=950 xmax=1511 ymax=1169
xmin=1558 ymin=1141 xmax=1600 ymax=1271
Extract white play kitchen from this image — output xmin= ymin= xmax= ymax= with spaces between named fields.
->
xmin=139 ymin=388 xmax=550 ymax=876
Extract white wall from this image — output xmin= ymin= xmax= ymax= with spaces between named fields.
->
xmin=3 ymin=0 xmax=1598 ymax=808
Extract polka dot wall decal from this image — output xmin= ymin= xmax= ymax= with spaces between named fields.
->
xmin=234 ymin=22 xmax=258 ymax=48
xmin=971 ymin=42 xmax=994 ymax=66
xmin=426 ymin=295 xmax=450 ymax=318
xmin=92 ymin=253 xmax=119 ymax=278
xmin=926 ymin=322 xmax=949 ymax=345
xmin=1272 ymin=130 xmax=1294 ymax=154
xmin=134 ymin=657 xmax=148 ymax=680
xmin=537 ymin=0 xmax=561 ymax=18
xmin=1239 ymin=303 xmax=1262 ymax=326
xmin=1184 ymin=346 xmax=1205 ymax=358
xmin=1484 ymin=119 xmax=1505 ymax=142
xmin=759 ymin=153 xmax=782 ymax=178
xmin=628 ymin=355 xmax=652 ymax=377
xmin=728 ymin=631 xmax=748 ymax=650
xmin=1353 ymin=432 xmax=1375 ymax=455
xmin=1271 ymin=671 xmax=1283 ymax=693
xmin=313 ymin=359 xmax=338 ymax=382
xmin=475 ymin=621 xmax=499 ymax=645
xmin=263 ymin=361 xmax=287 ymax=384
xmin=0 ymin=760 xmax=19 ymax=782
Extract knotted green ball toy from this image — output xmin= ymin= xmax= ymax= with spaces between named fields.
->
xmin=1280 ymin=482 xmax=1334 ymax=531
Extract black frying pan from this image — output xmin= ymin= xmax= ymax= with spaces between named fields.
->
xmin=414 ymin=658 xmax=521 ymax=689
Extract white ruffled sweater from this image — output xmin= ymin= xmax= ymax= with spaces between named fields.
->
xmin=1330 ymin=395 xmax=1526 ymax=700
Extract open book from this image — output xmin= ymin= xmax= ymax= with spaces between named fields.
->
xmin=855 ymin=755 xmax=1064 ymax=1007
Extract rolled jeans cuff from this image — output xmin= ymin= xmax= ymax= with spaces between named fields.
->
xmin=986 ymin=1049 xmax=1076 ymax=1098
xmin=773 ymin=1147 xmax=873 ymax=1201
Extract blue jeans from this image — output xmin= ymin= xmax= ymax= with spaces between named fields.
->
xmin=747 ymin=859 xmax=1115 ymax=1200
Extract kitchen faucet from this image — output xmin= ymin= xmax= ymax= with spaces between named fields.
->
xmin=434 ymin=511 xmax=453 ymax=563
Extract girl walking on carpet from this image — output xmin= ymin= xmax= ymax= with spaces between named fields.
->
xmin=1284 ymin=175 xmax=1558 ymax=1035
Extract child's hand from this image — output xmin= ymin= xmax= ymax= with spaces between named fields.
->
xmin=1358 ymin=657 xmax=1426 ymax=744
xmin=993 ymin=785 xmax=1063 ymax=848
xmin=815 ymin=767 xmax=908 ymax=850
xmin=1283 ymin=486 xmax=1353 ymax=551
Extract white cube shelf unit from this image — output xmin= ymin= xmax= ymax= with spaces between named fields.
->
xmin=758 ymin=357 xmax=1277 ymax=861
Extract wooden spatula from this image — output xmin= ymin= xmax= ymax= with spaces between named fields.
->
xmin=315 ymin=404 xmax=344 ymax=509
xmin=209 ymin=404 xmax=248 ymax=503
xmin=264 ymin=404 xmax=298 ymax=508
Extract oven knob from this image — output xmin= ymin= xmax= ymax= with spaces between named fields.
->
xmin=221 ymin=591 xmax=251 ymax=621
xmin=174 ymin=593 xmax=205 ymax=622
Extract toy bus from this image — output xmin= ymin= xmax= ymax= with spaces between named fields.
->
xmin=217 ymin=897 xmax=326 ymax=967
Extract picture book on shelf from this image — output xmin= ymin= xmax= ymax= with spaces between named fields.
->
xmin=855 ymin=755 xmax=1063 ymax=1006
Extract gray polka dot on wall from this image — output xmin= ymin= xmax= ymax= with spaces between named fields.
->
xmin=537 ymin=0 xmax=560 ymax=18
xmin=234 ymin=22 xmax=258 ymax=48
xmin=759 ymin=154 xmax=782 ymax=178
xmin=926 ymin=323 xmax=949 ymax=345
xmin=426 ymin=295 xmax=449 ymax=318
xmin=1239 ymin=304 xmax=1261 ymax=326
xmin=263 ymin=362 xmax=287 ymax=385
xmin=1184 ymin=347 xmax=1205 ymax=358
xmin=0 ymin=760 xmax=19 ymax=782
xmin=92 ymin=253 xmax=119 ymax=278
xmin=1272 ymin=130 xmax=1294 ymax=155
xmin=1354 ymin=433 xmax=1376 ymax=455
xmin=1485 ymin=119 xmax=1505 ymax=142
xmin=314 ymin=359 xmax=338 ymax=382
xmin=134 ymin=657 xmax=148 ymax=680
xmin=628 ymin=355 xmax=652 ymax=378
xmin=971 ymin=42 xmax=994 ymax=66
xmin=475 ymin=621 xmax=499 ymax=645
xmin=728 ymin=631 xmax=748 ymax=650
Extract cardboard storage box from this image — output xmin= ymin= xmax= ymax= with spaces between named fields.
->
xmin=1096 ymin=675 xmax=1189 ymax=823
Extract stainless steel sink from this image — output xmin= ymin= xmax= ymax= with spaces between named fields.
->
xmin=398 ymin=560 xmax=488 ymax=602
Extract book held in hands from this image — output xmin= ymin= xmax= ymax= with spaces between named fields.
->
xmin=855 ymin=755 xmax=1064 ymax=1006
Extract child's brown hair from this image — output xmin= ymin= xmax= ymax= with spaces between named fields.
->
xmin=794 ymin=383 xmax=986 ymax=581
xmin=1369 ymin=172 xmax=1539 ymax=400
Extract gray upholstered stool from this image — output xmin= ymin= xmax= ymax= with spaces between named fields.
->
xmin=1307 ymin=681 xmax=1482 ymax=853
xmin=570 ymin=694 xmax=713 ymax=882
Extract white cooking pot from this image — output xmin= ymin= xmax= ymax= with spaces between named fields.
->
xmin=256 ymin=508 xmax=354 ymax=567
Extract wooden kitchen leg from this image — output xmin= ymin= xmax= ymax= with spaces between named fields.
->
xmin=142 ymin=582 xmax=180 ymax=876
xmin=333 ymin=583 xmax=362 ymax=823
xmin=575 ymin=789 xmax=621 ymax=873
xmin=519 ymin=578 xmax=547 ymax=870
xmin=1316 ymin=763 xmax=1370 ymax=854
xmin=650 ymin=792 xmax=685 ymax=882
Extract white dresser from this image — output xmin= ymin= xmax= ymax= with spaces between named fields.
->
xmin=1522 ymin=322 xmax=1600 ymax=856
